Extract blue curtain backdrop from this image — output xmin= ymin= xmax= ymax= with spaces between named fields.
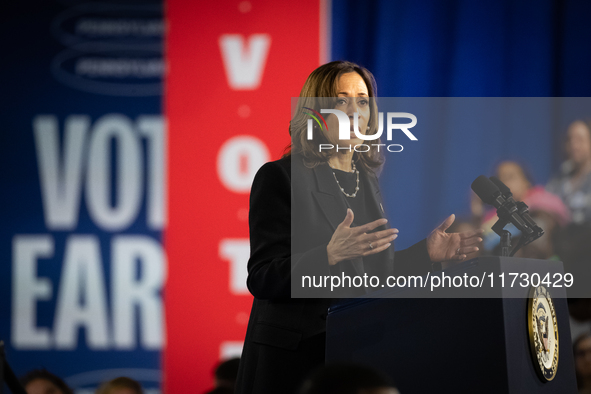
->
xmin=332 ymin=0 xmax=591 ymax=248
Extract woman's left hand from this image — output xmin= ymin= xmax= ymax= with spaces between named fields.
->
xmin=426 ymin=214 xmax=483 ymax=265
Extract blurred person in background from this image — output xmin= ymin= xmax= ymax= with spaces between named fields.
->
xmin=569 ymin=298 xmax=591 ymax=345
xmin=95 ymin=377 xmax=142 ymax=394
xmin=298 ymin=364 xmax=399 ymax=394
xmin=547 ymin=120 xmax=591 ymax=226
xmin=556 ymin=223 xmax=591 ymax=340
xmin=20 ymin=369 xmax=74 ymax=394
xmin=574 ymin=332 xmax=591 ymax=394
xmin=512 ymin=210 xmax=560 ymax=260
xmin=480 ymin=160 xmax=570 ymax=253
xmin=205 ymin=357 xmax=240 ymax=394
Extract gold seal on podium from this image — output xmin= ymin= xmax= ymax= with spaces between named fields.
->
xmin=528 ymin=285 xmax=559 ymax=381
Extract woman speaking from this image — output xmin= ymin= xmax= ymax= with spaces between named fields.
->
xmin=235 ymin=61 xmax=482 ymax=393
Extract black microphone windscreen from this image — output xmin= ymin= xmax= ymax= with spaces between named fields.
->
xmin=489 ymin=176 xmax=513 ymax=197
xmin=471 ymin=175 xmax=500 ymax=206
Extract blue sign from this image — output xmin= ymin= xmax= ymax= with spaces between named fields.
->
xmin=0 ymin=1 xmax=165 ymax=392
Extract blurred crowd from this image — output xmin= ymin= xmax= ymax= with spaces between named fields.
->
xmin=449 ymin=119 xmax=591 ymax=393
xmin=20 ymin=371 xmax=143 ymax=394
xmin=19 ymin=359 xmax=400 ymax=394
xmin=13 ymin=119 xmax=591 ymax=394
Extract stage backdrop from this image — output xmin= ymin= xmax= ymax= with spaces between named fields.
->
xmin=0 ymin=1 xmax=165 ymax=392
xmin=5 ymin=0 xmax=591 ymax=393
xmin=332 ymin=0 xmax=591 ymax=250
xmin=163 ymin=0 xmax=327 ymax=391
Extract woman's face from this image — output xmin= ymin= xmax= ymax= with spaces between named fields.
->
xmin=324 ymin=72 xmax=370 ymax=147
xmin=575 ymin=336 xmax=591 ymax=378
xmin=566 ymin=121 xmax=591 ymax=166
xmin=497 ymin=161 xmax=530 ymax=201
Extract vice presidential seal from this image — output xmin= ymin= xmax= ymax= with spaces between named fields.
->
xmin=527 ymin=285 xmax=559 ymax=381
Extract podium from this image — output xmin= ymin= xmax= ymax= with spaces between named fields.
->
xmin=325 ymin=257 xmax=578 ymax=393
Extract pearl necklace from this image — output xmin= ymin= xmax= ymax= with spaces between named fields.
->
xmin=329 ymin=160 xmax=360 ymax=198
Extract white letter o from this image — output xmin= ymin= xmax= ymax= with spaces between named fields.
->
xmin=217 ymin=136 xmax=270 ymax=193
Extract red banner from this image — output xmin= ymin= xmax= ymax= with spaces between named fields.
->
xmin=164 ymin=0 xmax=326 ymax=391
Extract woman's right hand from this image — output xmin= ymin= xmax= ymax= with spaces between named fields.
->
xmin=327 ymin=209 xmax=398 ymax=266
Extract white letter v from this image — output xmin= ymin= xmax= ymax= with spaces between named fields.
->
xmin=219 ymin=34 xmax=271 ymax=90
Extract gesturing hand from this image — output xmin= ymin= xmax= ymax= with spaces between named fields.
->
xmin=327 ymin=209 xmax=398 ymax=266
xmin=426 ymin=214 xmax=483 ymax=266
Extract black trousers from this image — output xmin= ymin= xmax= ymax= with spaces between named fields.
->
xmin=236 ymin=332 xmax=326 ymax=394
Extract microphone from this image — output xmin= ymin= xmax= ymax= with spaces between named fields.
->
xmin=471 ymin=175 xmax=533 ymax=237
xmin=489 ymin=176 xmax=544 ymax=240
xmin=471 ymin=175 xmax=503 ymax=206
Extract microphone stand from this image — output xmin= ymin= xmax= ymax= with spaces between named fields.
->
xmin=472 ymin=175 xmax=544 ymax=257
xmin=491 ymin=213 xmax=539 ymax=257
xmin=509 ymin=235 xmax=528 ymax=257
xmin=491 ymin=213 xmax=530 ymax=257
xmin=499 ymin=230 xmax=511 ymax=257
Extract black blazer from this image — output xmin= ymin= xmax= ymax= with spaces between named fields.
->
xmin=235 ymin=154 xmax=433 ymax=394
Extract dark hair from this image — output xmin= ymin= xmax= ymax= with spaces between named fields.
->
xmin=20 ymin=369 xmax=74 ymax=394
xmin=492 ymin=159 xmax=536 ymax=186
xmin=286 ymin=61 xmax=384 ymax=174
xmin=565 ymin=120 xmax=591 ymax=142
xmin=564 ymin=119 xmax=591 ymax=160
xmin=96 ymin=377 xmax=143 ymax=394
xmin=213 ymin=357 xmax=240 ymax=386
xmin=299 ymin=363 xmax=394 ymax=394
xmin=574 ymin=331 xmax=591 ymax=352
xmin=574 ymin=332 xmax=591 ymax=389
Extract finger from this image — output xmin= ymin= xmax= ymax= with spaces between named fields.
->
xmin=377 ymin=234 xmax=397 ymax=247
xmin=362 ymin=233 xmax=397 ymax=254
xmin=459 ymin=229 xmax=484 ymax=239
xmin=450 ymin=253 xmax=467 ymax=261
xmin=353 ymin=217 xmax=388 ymax=234
xmin=339 ymin=208 xmax=354 ymax=228
xmin=460 ymin=237 xmax=483 ymax=247
xmin=437 ymin=214 xmax=455 ymax=232
xmin=362 ymin=228 xmax=398 ymax=241
xmin=362 ymin=241 xmax=392 ymax=256
xmin=363 ymin=232 xmax=398 ymax=247
xmin=452 ymin=246 xmax=480 ymax=261
xmin=460 ymin=246 xmax=479 ymax=254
